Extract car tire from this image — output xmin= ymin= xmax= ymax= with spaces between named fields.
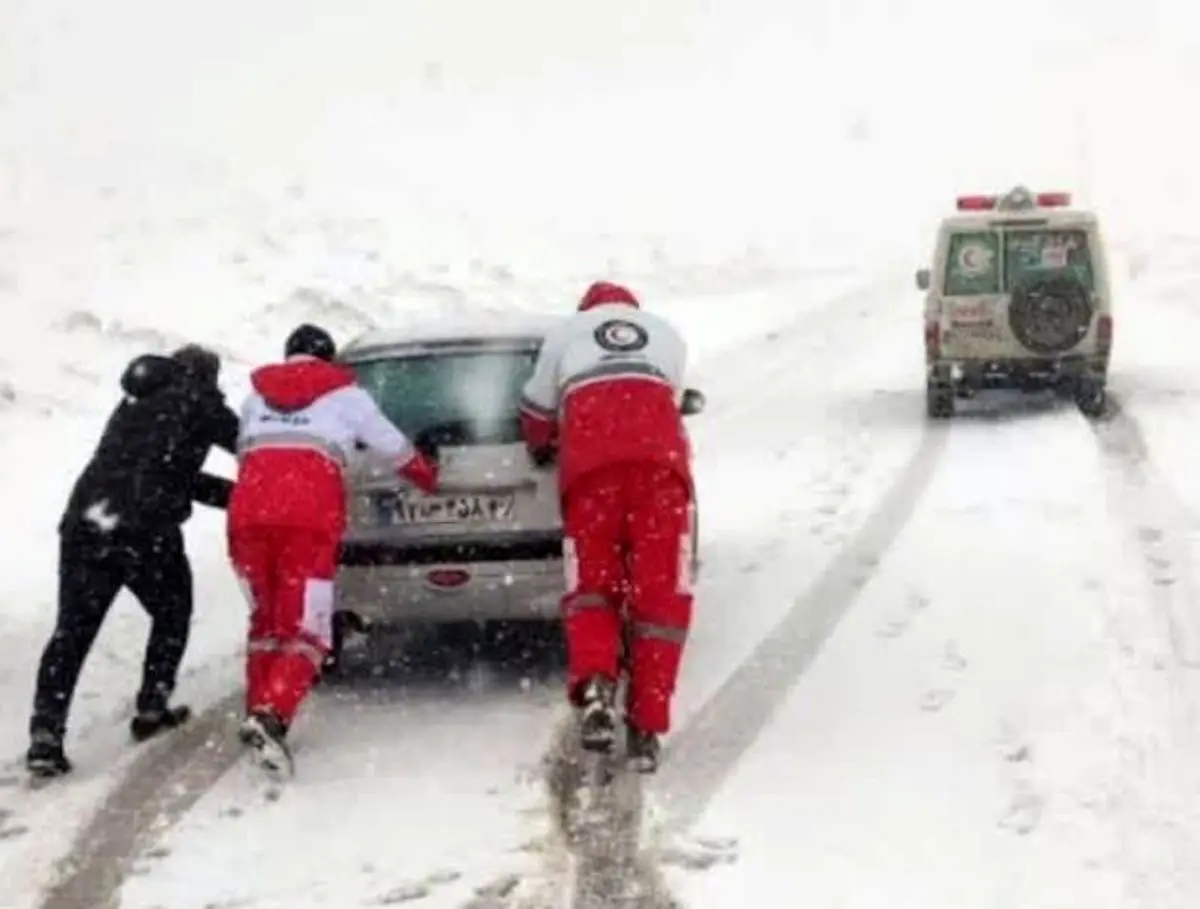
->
xmin=926 ymin=379 xmax=954 ymax=418
xmin=1009 ymin=274 xmax=1094 ymax=355
xmin=1075 ymin=378 xmax=1107 ymax=418
xmin=319 ymin=612 xmax=348 ymax=679
xmin=321 ymin=609 xmax=369 ymax=679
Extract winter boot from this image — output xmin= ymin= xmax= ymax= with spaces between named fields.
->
xmin=625 ymin=723 xmax=661 ymax=774
xmin=25 ymin=728 xmax=72 ymax=779
xmin=576 ymin=675 xmax=618 ymax=753
xmin=130 ymin=704 xmax=192 ymax=743
xmin=238 ymin=709 xmax=294 ymax=779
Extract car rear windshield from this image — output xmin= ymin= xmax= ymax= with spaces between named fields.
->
xmin=349 ymin=348 xmax=538 ymax=446
xmin=943 ymin=228 xmax=1094 ymax=296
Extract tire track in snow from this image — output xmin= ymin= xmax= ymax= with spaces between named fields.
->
xmin=1083 ymin=394 xmax=1200 ymax=904
xmin=485 ymin=276 xmax=937 ymax=908
xmin=34 ymin=652 xmax=560 ymax=909
xmin=508 ymin=421 xmax=947 ymax=909
xmin=651 ymin=419 xmax=948 ymax=835
xmin=30 ymin=274 xmax=912 ymax=909
xmin=537 ymin=715 xmax=675 ymax=909
xmin=522 ymin=393 xmax=1186 ymax=907
xmin=1087 ymin=396 xmax=1200 ymax=667
xmin=34 ymin=693 xmax=245 ymax=909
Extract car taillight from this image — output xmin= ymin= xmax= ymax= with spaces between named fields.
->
xmin=924 ymin=320 xmax=940 ymax=358
xmin=1097 ymin=314 xmax=1112 ymax=353
xmin=426 ymin=568 xmax=471 ymax=589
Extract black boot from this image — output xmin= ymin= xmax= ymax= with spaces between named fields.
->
xmin=26 ymin=728 xmax=72 ymax=779
xmin=130 ymin=704 xmax=192 ymax=743
xmin=576 ymin=675 xmax=618 ymax=753
xmin=238 ymin=709 xmax=293 ymax=779
xmin=625 ymin=723 xmax=660 ymax=774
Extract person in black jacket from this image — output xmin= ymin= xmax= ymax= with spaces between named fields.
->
xmin=25 ymin=344 xmax=240 ymax=778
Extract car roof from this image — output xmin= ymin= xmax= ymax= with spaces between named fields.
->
xmin=340 ymin=310 xmax=565 ymax=360
xmin=939 ymin=209 xmax=1099 ymax=230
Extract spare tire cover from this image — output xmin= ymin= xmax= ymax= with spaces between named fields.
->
xmin=1008 ymin=273 xmax=1093 ymax=355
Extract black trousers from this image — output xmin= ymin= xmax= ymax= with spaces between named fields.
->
xmin=30 ymin=527 xmax=194 ymax=739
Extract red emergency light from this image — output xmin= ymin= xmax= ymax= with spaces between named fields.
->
xmin=956 ymin=195 xmax=998 ymax=211
xmin=1035 ymin=191 xmax=1072 ymax=207
xmin=956 ymin=190 xmax=1073 ymax=212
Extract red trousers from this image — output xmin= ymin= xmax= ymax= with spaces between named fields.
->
xmin=561 ymin=462 xmax=694 ymax=735
xmin=229 ymin=526 xmax=338 ymax=726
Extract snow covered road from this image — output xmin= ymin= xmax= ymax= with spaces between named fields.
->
xmin=14 ymin=270 xmax=919 ymax=909
xmin=2 ymin=270 xmax=895 ymax=909
xmin=4 ymin=274 xmax=921 ymax=909
xmin=20 ymin=263 xmax=1200 ymax=909
xmin=668 ymin=393 xmax=1200 ymax=909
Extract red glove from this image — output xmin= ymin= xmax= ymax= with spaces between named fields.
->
xmin=519 ymin=408 xmax=557 ymax=452
xmin=397 ymin=451 xmax=439 ymax=494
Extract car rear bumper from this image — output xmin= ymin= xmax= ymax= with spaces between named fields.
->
xmin=334 ymin=532 xmax=565 ymax=624
xmin=930 ymin=353 xmax=1108 ymax=389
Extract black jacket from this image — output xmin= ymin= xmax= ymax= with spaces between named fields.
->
xmin=59 ymin=353 xmax=240 ymax=539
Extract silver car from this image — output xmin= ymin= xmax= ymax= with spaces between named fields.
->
xmin=327 ymin=312 xmax=706 ymax=666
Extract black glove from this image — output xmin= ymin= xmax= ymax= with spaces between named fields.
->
xmin=192 ymin=472 xmax=233 ymax=509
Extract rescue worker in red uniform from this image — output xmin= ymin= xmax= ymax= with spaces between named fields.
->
xmin=519 ymin=281 xmax=694 ymax=773
xmin=228 ymin=324 xmax=439 ymax=776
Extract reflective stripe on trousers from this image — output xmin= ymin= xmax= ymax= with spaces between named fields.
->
xmin=630 ymin=620 xmax=687 ymax=644
xmin=247 ymin=636 xmax=325 ymax=667
xmin=563 ymin=593 xmax=688 ymax=644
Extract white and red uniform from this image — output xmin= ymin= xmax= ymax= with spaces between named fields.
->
xmin=519 ymin=282 xmax=694 ymax=735
xmin=228 ymin=355 xmax=437 ymax=725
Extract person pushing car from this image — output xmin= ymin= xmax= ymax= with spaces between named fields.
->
xmin=518 ymin=281 xmax=695 ymax=773
xmin=227 ymin=323 xmax=439 ymax=777
xmin=26 ymin=344 xmax=238 ymax=778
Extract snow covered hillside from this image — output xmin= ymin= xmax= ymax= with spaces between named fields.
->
xmin=5 ymin=0 xmax=1200 ymax=907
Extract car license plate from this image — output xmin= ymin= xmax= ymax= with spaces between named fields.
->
xmin=389 ymin=493 xmax=515 ymax=525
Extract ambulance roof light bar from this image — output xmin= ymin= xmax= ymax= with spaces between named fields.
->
xmin=955 ymin=189 xmax=1073 ymax=212
xmin=956 ymin=195 xmax=998 ymax=211
xmin=1034 ymin=191 xmax=1072 ymax=207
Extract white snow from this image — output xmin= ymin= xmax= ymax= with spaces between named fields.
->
xmin=5 ymin=0 xmax=1200 ymax=907
xmin=672 ymin=404 xmax=1200 ymax=909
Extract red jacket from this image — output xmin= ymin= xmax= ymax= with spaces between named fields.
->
xmin=519 ymin=293 xmax=691 ymax=496
xmin=229 ymin=356 xmax=437 ymax=536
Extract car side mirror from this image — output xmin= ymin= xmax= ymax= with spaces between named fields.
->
xmin=681 ymin=388 xmax=706 ymax=416
xmin=915 ymin=268 xmax=931 ymax=291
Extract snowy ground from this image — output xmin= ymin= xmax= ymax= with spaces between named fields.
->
xmin=670 ymin=394 xmax=1200 ymax=909
xmin=100 ymin=254 xmax=1200 ymax=909
xmin=0 ymin=264 xmax=860 ymax=909
xmin=108 ymin=272 xmax=910 ymax=909
xmin=7 ymin=0 xmax=1200 ymax=908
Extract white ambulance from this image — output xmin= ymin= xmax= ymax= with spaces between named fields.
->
xmin=916 ymin=185 xmax=1112 ymax=418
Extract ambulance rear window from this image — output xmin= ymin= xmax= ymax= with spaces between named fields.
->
xmin=943 ymin=228 xmax=1094 ymax=296
xmin=1003 ymin=229 xmax=1094 ymax=291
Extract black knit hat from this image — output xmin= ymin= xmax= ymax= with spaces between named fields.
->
xmin=284 ymin=323 xmax=336 ymax=362
xmin=171 ymin=344 xmax=220 ymax=384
